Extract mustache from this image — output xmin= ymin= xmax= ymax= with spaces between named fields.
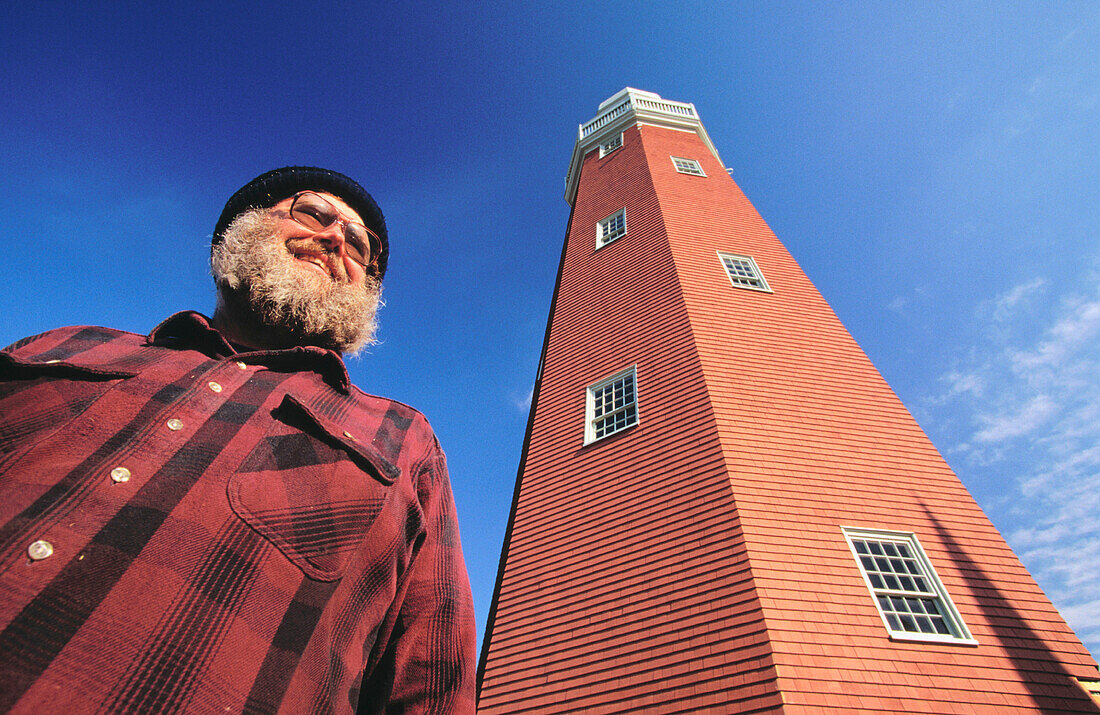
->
xmin=284 ymin=238 xmax=347 ymax=281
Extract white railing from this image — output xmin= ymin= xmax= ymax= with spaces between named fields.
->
xmin=633 ymin=96 xmax=695 ymax=118
xmin=567 ymin=90 xmax=711 ymax=203
xmin=580 ymin=99 xmax=632 ymax=138
xmin=578 ymin=91 xmax=696 ymax=139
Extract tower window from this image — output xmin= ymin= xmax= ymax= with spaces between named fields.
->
xmin=842 ymin=528 xmax=976 ymax=644
xmin=718 ymin=252 xmax=771 ymax=292
xmin=1077 ymin=680 xmax=1100 ymax=707
xmin=671 ymin=156 xmax=706 ymax=176
xmin=597 ymin=209 xmax=627 ymax=248
xmin=585 ymin=366 xmax=639 ymax=444
xmin=600 ymin=133 xmax=623 ymax=157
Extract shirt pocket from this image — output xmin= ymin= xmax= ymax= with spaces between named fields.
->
xmin=227 ymin=394 xmax=400 ymax=581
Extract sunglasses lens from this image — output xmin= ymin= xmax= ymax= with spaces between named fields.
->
xmin=290 ymin=194 xmax=335 ymax=231
xmin=290 ymin=193 xmax=379 ymax=270
xmin=346 ymin=225 xmax=381 ymax=267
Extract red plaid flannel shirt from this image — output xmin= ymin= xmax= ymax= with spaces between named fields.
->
xmin=0 ymin=312 xmax=475 ymax=713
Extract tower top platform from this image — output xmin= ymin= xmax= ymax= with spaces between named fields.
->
xmin=564 ymin=88 xmax=724 ymax=204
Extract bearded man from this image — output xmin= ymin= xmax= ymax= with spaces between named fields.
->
xmin=0 ymin=167 xmax=476 ymax=713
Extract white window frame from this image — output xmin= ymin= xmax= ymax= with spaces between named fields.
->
xmin=584 ymin=365 xmax=639 ymax=445
xmin=671 ymin=156 xmax=706 ymax=176
xmin=1077 ymin=679 xmax=1100 ymax=707
xmin=717 ymin=252 xmax=772 ymax=292
xmin=597 ymin=209 xmax=627 ymax=249
xmin=842 ymin=527 xmax=977 ymax=645
xmin=599 ymin=133 xmax=623 ymax=157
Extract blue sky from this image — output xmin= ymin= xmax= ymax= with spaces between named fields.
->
xmin=3 ymin=3 xmax=1098 ymax=659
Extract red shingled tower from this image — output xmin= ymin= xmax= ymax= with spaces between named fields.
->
xmin=477 ymin=88 xmax=1100 ymax=713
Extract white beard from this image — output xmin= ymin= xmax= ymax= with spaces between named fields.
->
xmin=211 ymin=209 xmax=381 ymax=354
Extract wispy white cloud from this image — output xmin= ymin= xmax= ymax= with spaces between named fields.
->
xmin=981 ymin=277 xmax=1045 ymax=323
xmin=887 ymin=295 xmax=908 ymax=314
xmin=1018 ymin=445 xmax=1100 ymax=498
xmin=1056 ymin=24 xmax=1083 ymax=51
xmin=1060 ymin=599 xmax=1100 ymax=633
xmin=513 ymin=385 xmax=534 ymax=411
xmin=886 ymin=284 xmax=932 ymax=316
xmin=929 ymin=275 xmax=1100 ymax=656
xmin=1010 ymin=295 xmax=1100 ymax=372
xmin=972 ymin=393 xmax=1056 ymax=443
xmin=940 ymin=369 xmax=985 ymax=400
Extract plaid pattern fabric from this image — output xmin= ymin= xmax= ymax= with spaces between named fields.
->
xmin=0 ymin=312 xmax=475 ymax=714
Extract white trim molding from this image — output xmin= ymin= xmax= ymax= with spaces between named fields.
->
xmin=597 ymin=208 xmax=627 ymax=249
xmin=717 ymin=252 xmax=771 ymax=292
xmin=585 ymin=365 xmax=639 ymax=445
xmin=671 ymin=156 xmax=706 ymax=176
xmin=565 ymin=88 xmax=725 ymax=205
xmin=599 ymin=133 xmax=623 ymax=157
xmin=842 ymin=527 xmax=977 ymax=645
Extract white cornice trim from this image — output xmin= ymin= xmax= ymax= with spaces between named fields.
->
xmin=564 ymin=88 xmax=725 ymax=205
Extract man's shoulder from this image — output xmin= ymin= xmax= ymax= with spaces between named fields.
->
xmin=347 ymin=385 xmax=433 ymax=430
xmin=346 ymin=385 xmax=442 ymax=454
xmin=3 ymin=324 xmax=144 ymax=358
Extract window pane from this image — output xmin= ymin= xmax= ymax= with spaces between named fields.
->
xmin=587 ymin=368 xmax=638 ymax=442
xmin=718 ymin=253 xmax=770 ymax=292
xmin=846 ymin=530 xmax=971 ymax=642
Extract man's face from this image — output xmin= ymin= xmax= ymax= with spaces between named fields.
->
xmin=269 ymin=192 xmax=376 ymax=285
xmin=211 ymin=192 xmax=382 ymax=354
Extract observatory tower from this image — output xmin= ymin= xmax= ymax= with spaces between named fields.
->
xmin=477 ymin=88 xmax=1099 ymax=713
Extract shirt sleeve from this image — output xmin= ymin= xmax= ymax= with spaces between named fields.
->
xmin=3 ymin=327 xmax=74 ymax=356
xmin=0 ymin=327 xmax=135 ymax=459
xmin=357 ymin=444 xmax=476 ymax=714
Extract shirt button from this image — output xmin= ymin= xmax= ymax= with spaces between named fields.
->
xmin=110 ymin=466 xmax=131 ymax=483
xmin=208 ymin=381 xmax=223 ymax=393
xmin=28 ymin=540 xmax=54 ymax=561
xmin=235 ymin=361 xmax=247 ymax=370
xmin=167 ymin=418 xmax=183 ymax=431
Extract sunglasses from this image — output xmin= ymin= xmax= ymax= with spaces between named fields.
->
xmin=288 ymin=192 xmax=382 ymax=271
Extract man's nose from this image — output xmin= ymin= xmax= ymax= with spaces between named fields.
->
xmin=313 ymin=222 xmax=347 ymax=253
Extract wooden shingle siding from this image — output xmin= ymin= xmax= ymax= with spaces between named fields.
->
xmin=478 ymin=102 xmax=1100 ymax=713
xmin=645 ymin=120 xmax=1099 ymax=711
xmin=479 ymin=124 xmax=782 ymax=713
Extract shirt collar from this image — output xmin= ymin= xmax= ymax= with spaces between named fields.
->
xmin=147 ymin=311 xmax=352 ymax=393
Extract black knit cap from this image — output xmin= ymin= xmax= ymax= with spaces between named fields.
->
xmin=213 ymin=166 xmax=389 ymax=279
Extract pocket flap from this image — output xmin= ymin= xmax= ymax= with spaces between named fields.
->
xmin=0 ymin=351 xmax=138 ymax=381
xmin=280 ymin=394 xmax=400 ymax=486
